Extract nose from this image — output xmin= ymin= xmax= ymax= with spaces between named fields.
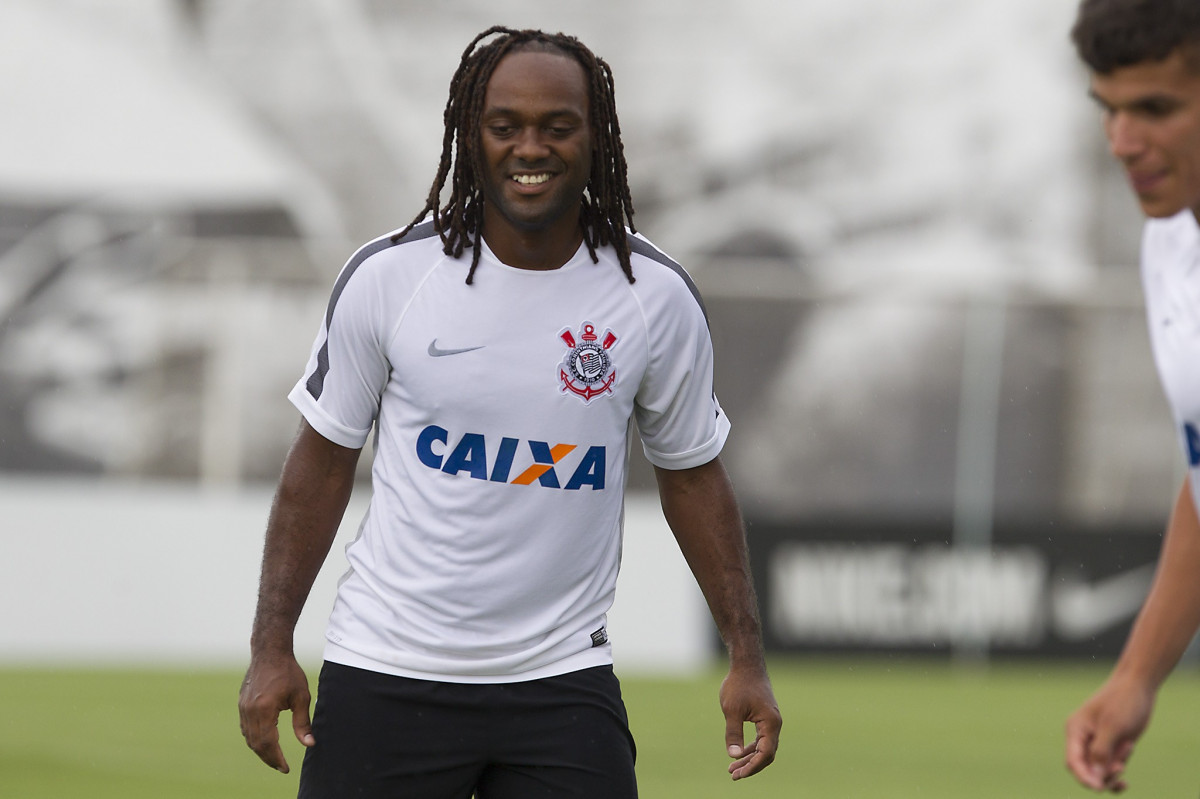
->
xmin=512 ymin=127 xmax=550 ymax=161
xmin=1105 ymin=112 xmax=1146 ymax=162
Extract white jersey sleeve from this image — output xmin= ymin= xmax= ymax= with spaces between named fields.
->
xmin=289 ymin=238 xmax=396 ymax=448
xmin=628 ymin=235 xmax=731 ymax=469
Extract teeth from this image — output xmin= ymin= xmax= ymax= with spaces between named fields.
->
xmin=513 ymin=173 xmax=551 ymax=185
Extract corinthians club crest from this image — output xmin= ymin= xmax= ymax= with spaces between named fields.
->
xmin=559 ymin=322 xmax=618 ymax=403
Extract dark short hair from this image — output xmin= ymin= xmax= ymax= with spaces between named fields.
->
xmin=1072 ymin=0 xmax=1200 ymax=74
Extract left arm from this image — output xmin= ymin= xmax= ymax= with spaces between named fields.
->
xmin=1065 ymin=478 xmax=1200 ymax=792
xmin=654 ymin=457 xmax=782 ymax=780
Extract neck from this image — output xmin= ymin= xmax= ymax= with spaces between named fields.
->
xmin=481 ymin=212 xmax=585 ymax=270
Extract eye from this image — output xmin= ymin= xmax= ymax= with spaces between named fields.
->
xmin=1127 ymin=95 xmax=1183 ymax=119
xmin=1139 ymin=100 xmax=1178 ymax=119
xmin=486 ymin=123 xmax=516 ymax=137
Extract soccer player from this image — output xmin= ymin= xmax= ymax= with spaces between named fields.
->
xmin=237 ymin=27 xmax=781 ymax=798
xmin=1065 ymin=0 xmax=1200 ymax=792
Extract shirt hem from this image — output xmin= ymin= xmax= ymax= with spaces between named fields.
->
xmin=322 ymin=640 xmax=615 ymax=684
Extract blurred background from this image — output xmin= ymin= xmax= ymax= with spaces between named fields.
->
xmin=0 ymin=0 xmax=1187 ymax=668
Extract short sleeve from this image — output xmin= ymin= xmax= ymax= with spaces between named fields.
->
xmin=288 ymin=254 xmax=391 ymax=449
xmin=634 ymin=271 xmax=730 ymax=469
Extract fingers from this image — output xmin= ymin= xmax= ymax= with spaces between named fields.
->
xmin=239 ymin=694 xmax=291 ymax=773
xmin=1101 ymin=740 xmax=1135 ymax=793
xmin=729 ymin=750 xmax=771 ymax=780
xmin=238 ymin=660 xmax=311 ymax=774
xmin=1065 ymin=707 xmax=1132 ymax=793
xmin=1090 ymin=723 xmax=1131 ymax=792
xmin=719 ymin=667 xmax=782 ymax=781
xmin=1065 ymin=676 xmax=1157 ymax=793
xmin=727 ymin=718 xmax=779 ymax=780
xmin=1064 ymin=714 xmax=1105 ymax=790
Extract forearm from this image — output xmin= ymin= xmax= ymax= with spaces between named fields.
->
xmin=654 ymin=459 xmax=765 ymax=668
xmin=1113 ymin=478 xmax=1200 ymax=689
xmin=250 ymin=421 xmax=361 ymax=657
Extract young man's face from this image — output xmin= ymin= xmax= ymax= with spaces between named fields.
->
xmin=1090 ymin=48 xmax=1200 ymax=219
xmin=478 ymin=49 xmax=593 ymax=241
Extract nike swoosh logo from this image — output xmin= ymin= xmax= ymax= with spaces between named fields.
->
xmin=428 ymin=339 xmax=485 ymax=357
xmin=1050 ymin=564 xmax=1155 ymax=641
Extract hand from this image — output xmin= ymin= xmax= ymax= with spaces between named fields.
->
xmin=238 ymin=652 xmax=315 ymax=773
xmin=720 ymin=664 xmax=782 ymax=780
xmin=1064 ymin=674 xmax=1156 ymax=792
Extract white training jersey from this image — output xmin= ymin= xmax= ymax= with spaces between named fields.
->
xmin=289 ymin=221 xmax=729 ymax=683
xmin=1142 ymin=208 xmax=1200 ymax=511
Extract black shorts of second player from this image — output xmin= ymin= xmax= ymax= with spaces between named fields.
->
xmin=297 ymin=661 xmax=638 ymax=799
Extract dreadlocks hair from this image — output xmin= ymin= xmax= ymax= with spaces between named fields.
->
xmin=390 ymin=26 xmax=637 ymax=285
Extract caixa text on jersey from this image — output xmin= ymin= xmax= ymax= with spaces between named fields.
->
xmin=415 ymin=424 xmax=607 ymax=490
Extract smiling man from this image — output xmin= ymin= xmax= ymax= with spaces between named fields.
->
xmin=1065 ymin=0 xmax=1200 ymax=793
xmin=237 ymin=27 xmax=780 ymax=799
xmin=477 ymin=48 xmax=594 ymax=263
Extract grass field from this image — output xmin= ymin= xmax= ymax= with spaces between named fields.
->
xmin=2 ymin=658 xmax=1197 ymax=798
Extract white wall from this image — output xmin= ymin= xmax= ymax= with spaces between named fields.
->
xmin=0 ymin=477 xmax=713 ymax=674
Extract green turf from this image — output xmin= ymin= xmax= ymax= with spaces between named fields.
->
xmin=1 ymin=658 xmax=1196 ymax=797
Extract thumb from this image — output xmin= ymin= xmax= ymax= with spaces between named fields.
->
xmin=291 ymin=692 xmax=315 ymax=748
xmin=725 ymin=716 xmax=746 ymax=757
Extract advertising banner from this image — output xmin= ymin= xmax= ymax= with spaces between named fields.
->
xmin=750 ymin=519 xmax=1164 ymax=657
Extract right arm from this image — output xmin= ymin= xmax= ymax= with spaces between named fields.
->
xmin=237 ymin=419 xmax=362 ymax=773
xmin=1065 ymin=478 xmax=1200 ymax=792
xmin=653 ymin=458 xmax=781 ymax=780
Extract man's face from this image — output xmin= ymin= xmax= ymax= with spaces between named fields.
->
xmin=1090 ymin=48 xmax=1200 ymax=219
xmin=478 ymin=49 xmax=593 ymax=239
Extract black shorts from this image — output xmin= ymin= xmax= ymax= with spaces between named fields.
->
xmin=297 ymin=661 xmax=638 ymax=799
